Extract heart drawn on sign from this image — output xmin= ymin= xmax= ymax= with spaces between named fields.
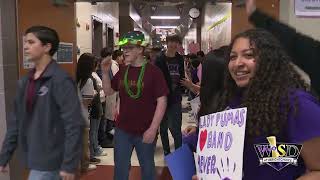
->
xmin=199 ymin=129 xmax=207 ymax=151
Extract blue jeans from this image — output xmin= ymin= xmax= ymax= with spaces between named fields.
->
xmin=114 ymin=128 xmax=156 ymax=180
xmin=160 ymin=103 xmax=182 ymax=155
xmin=90 ymin=117 xmax=102 ymax=158
xmin=28 ymin=170 xmax=60 ymax=180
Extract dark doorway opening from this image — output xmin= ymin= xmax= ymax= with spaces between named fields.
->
xmin=106 ymin=25 xmax=114 ymax=52
xmin=92 ymin=16 xmax=103 ymax=56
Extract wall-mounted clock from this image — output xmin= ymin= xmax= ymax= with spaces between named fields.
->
xmin=189 ymin=8 xmax=200 ymax=19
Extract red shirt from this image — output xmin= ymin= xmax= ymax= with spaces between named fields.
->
xmin=111 ymin=63 xmax=169 ymax=135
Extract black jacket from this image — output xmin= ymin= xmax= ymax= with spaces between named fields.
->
xmin=0 ymin=61 xmax=84 ymax=173
xmin=155 ymin=52 xmax=185 ymax=106
xmin=249 ymin=9 xmax=320 ymax=95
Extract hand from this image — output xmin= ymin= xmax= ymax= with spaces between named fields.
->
xmin=180 ymin=78 xmax=193 ymax=90
xmin=192 ymin=175 xmax=199 ymax=180
xmin=59 ymin=171 xmax=75 ymax=180
xmin=245 ymin=0 xmax=257 ymax=16
xmin=183 ymin=126 xmax=197 ymax=136
xmin=143 ymin=128 xmax=157 ymax=144
xmin=101 ymin=58 xmax=112 ymax=74
xmin=0 ymin=166 xmax=8 ymax=173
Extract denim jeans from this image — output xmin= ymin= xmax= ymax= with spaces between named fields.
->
xmin=90 ymin=117 xmax=101 ymax=158
xmin=160 ymin=103 xmax=182 ymax=155
xmin=28 ymin=170 xmax=60 ymax=180
xmin=98 ymin=102 xmax=107 ymax=143
xmin=114 ymin=128 xmax=156 ymax=180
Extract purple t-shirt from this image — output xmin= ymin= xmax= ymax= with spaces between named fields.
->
xmin=228 ymin=89 xmax=320 ymax=180
xmin=166 ymin=56 xmax=182 ymax=104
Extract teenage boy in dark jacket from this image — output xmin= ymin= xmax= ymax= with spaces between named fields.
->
xmin=155 ymin=35 xmax=185 ymax=155
xmin=246 ymin=0 xmax=320 ymax=95
xmin=0 ymin=26 xmax=83 ymax=180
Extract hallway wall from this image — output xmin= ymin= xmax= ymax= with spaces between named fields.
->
xmin=199 ymin=1 xmax=278 ymax=53
xmin=0 ymin=4 xmax=9 ymax=180
xmin=1 ymin=0 xmax=22 ymax=179
xmin=76 ymin=2 xmax=119 ymax=56
xmin=201 ymin=2 xmax=232 ymax=53
xmin=280 ymin=0 xmax=320 ymax=41
xmin=232 ymin=0 xmax=279 ymax=37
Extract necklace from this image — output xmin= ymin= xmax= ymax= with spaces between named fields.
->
xmin=123 ymin=60 xmax=147 ymax=99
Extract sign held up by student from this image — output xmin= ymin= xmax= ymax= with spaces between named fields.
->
xmin=195 ymin=107 xmax=247 ymax=180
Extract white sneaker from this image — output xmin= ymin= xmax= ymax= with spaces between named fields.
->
xmin=109 ymin=129 xmax=115 ymax=135
xmin=96 ymin=150 xmax=108 ymax=157
xmin=88 ymin=164 xmax=97 ymax=170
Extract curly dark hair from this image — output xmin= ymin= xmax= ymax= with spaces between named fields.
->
xmin=212 ymin=29 xmax=309 ymax=138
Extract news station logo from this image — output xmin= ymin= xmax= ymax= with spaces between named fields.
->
xmin=254 ymin=136 xmax=302 ymax=171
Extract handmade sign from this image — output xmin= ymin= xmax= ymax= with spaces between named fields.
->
xmin=195 ymin=107 xmax=247 ymax=180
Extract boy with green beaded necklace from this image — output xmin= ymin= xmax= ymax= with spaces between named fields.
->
xmin=101 ymin=31 xmax=169 ymax=180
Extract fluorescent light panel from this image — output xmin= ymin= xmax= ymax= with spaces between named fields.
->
xmin=155 ymin=26 xmax=177 ymax=29
xmin=151 ymin=16 xmax=180 ymax=20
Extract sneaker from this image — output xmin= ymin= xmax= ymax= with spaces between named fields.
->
xmin=109 ymin=129 xmax=115 ymax=135
xmin=87 ymin=164 xmax=97 ymax=170
xmin=95 ymin=147 xmax=108 ymax=157
xmin=90 ymin=157 xmax=101 ymax=164
xmin=96 ymin=150 xmax=108 ymax=157
xmin=81 ymin=163 xmax=96 ymax=173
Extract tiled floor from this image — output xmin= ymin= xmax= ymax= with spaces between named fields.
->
xmin=80 ymin=97 xmax=196 ymax=180
xmin=80 ymin=166 xmax=172 ymax=180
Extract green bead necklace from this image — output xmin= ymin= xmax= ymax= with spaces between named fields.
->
xmin=123 ymin=60 xmax=147 ymax=99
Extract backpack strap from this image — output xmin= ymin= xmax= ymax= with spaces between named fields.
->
xmin=90 ymin=75 xmax=100 ymax=95
xmin=109 ymin=68 xmax=113 ymax=80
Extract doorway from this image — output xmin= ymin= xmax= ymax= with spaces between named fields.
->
xmin=105 ymin=25 xmax=114 ymax=52
xmin=92 ymin=16 xmax=103 ymax=56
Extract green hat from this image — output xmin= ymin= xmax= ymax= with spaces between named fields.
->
xmin=118 ymin=31 xmax=148 ymax=47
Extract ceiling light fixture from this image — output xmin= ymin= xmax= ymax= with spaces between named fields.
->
xmin=151 ymin=16 xmax=181 ymax=20
xmin=154 ymin=26 xmax=177 ymax=29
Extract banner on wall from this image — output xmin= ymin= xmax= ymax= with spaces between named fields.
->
xmin=176 ymin=4 xmax=184 ymax=15
xmin=295 ymin=0 xmax=320 ymax=16
xmin=207 ymin=12 xmax=231 ymax=31
xmin=138 ymin=3 xmax=146 ymax=11
xmin=155 ymin=28 xmax=175 ymax=35
xmin=195 ymin=107 xmax=247 ymax=180
xmin=151 ymin=5 xmax=158 ymax=15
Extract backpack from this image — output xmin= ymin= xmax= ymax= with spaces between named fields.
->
xmin=89 ymin=76 xmax=103 ymax=119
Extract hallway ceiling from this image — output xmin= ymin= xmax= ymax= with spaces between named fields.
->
xmin=76 ymin=0 xmax=234 ymax=40
xmin=131 ymin=0 xmax=232 ymax=38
